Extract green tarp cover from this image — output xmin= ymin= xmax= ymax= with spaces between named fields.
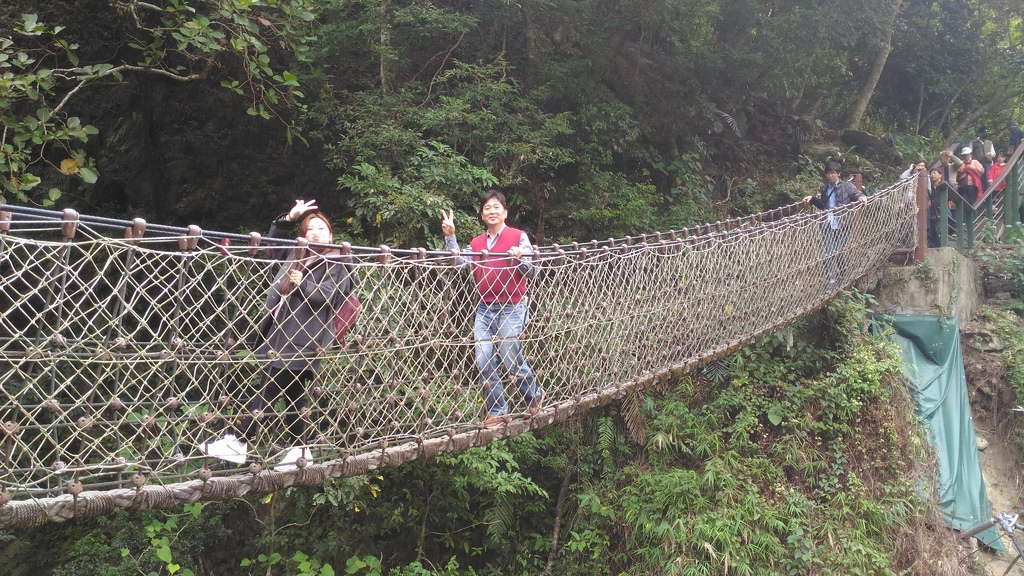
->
xmin=873 ymin=314 xmax=1002 ymax=549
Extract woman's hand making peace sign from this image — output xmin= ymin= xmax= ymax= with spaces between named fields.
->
xmin=286 ymin=199 xmax=318 ymax=222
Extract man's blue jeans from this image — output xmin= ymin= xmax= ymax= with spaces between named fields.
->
xmin=823 ymin=223 xmax=850 ymax=285
xmin=473 ymin=301 xmax=541 ymax=416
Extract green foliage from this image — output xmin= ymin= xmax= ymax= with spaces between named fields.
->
xmin=974 ymin=236 xmax=1024 ymax=298
xmin=338 ymin=141 xmax=498 ymax=248
xmin=889 ymin=133 xmax=940 ymax=166
xmin=0 ymin=22 xmax=94 ymax=204
xmin=345 ymin=554 xmax=380 ymax=575
xmin=564 ymin=291 xmax=930 ymax=576
xmin=240 ymin=549 xmax=337 ymax=575
xmin=20 ymin=502 xmax=234 ymax=576
xmin=879 ymin=0 xmax=1024 ymax=136
xmin=552 ymin=172 xmax=661 ymax=241
xmin=981 ymin=306 xmax=1024 ymax=447
xmin=1 ymin=2 xmax=316 ymax=204
xmin=388 ymin=557 xmax=475 ymax=576
xmin=318 ymin=54 xmax=584 ymax=245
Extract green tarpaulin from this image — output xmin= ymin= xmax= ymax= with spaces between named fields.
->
xmin=873 ymin=314 xmax=1002 ymax=549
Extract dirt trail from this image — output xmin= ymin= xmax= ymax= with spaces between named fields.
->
xmin=964 ymin=318 xmax=1024 ymax=575
xmin=975 ymin=423 xmax=1024 ymax=575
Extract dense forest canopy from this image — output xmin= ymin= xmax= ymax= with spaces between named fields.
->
xmin=2 ymin=1 xmax=1022 ymax=245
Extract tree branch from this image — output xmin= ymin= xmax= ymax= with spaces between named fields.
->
xmin=540 ymin=465 xmax=572 ymax=576
xmin=52 ymin=63 xmax=209 ymax=115
xmin=943 ymin=79 xmax=1019 ymax=148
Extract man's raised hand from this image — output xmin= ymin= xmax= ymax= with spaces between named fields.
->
xmin=441 ymin=209 xmax=456 ymax=238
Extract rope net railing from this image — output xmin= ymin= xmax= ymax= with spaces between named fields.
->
xmin=0 ymin=178 xmax=916 ymax=528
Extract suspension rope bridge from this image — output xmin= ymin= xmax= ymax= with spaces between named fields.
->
xmin=0 ymin=177 xmax=918 ymax=529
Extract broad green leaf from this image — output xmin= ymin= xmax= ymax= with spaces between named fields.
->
xmin=156 ymin=546 xmax=172 ymax=563
xmin=20 ymin=173 xmax=41 ymax=189
xmin=21 ymin=14 xmax=39 ymax=33
xmin=78 ymin=166 xmax=98 ymax=183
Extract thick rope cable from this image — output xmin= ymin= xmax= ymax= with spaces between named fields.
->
xmin=0 ymin=179 xmax=917 ymax=528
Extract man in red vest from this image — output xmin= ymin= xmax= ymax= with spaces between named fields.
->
xmin=442 ymin=190 xmax=544 ymax=427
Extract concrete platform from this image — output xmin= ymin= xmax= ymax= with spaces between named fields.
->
xmin=871 ymin=247 xmax=980 ymax=325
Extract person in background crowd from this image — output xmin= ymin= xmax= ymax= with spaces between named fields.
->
xmin=958 ymin=147 xmax=984 ymax=203
xmin=927 ymin=168 xmax=944 ymax=248
xmin=801 ymin=160 xmax=867 ymax=285
xmin=900 ymin=160 xmax=928 ymax=181
xmin=988 ymin=153 xmax=1008 ymax=193
xmin=1008 ymin=121 xmax=1024 ymax=153
xmin=971 ymin=126 xmax=996 ymax=190
xmin=897 ymin=160 xmax=928 ymax=247
xmin=846 ymin=171 xmax=864 ymax=192
xmin=932 ymin=148 xmax=963 ymax=184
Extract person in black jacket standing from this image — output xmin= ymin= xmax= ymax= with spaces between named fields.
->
xmin=203 ymin=199 xmax=354 ymax=469
xmin=802 ymin=161 xmax=868 ymax=285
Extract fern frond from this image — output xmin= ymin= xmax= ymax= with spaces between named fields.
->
xmin=715 ymin=109 xmax=745 ymax=138
xmin=702 ymin=360 xmax=730 ymax=384
xmin=597 ymin=416 xmax=615 ymax=457
xmin=597 ymin=416 xmax=616 ymax=484
xmin=484 ymin=493 xmax=517 ymax=544
xmin=621 ymin=390 xmax=649 ymax=445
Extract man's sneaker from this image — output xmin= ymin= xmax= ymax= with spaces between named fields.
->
xmin=274 ymin=446 xmax=314 ymax=471
xmin=200 ymin=434 xmax=247 ymax=464
xmin=526 ymin=391 xmax=545 ymax=417
xmin=483 ymin=415 xmax=504 ymax=429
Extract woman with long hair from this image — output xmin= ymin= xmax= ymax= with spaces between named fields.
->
xmin=202 ymin=199 xmax=354 ymax=469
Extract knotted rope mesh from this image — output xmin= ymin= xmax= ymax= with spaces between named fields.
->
xmin=0 ymin=178 xmax=916 ymax=528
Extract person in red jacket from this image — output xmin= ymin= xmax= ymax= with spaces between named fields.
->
xmin=442 ymin=190 xmax=544 ymax=427
xmin=988 ymin=153 xmax=1008 ymax=193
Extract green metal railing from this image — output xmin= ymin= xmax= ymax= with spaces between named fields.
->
xmin=940 ymin=144 xmax=1024 ymax=251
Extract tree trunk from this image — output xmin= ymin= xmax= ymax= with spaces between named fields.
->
xmin=846 ymin=0 xmax=903 ymax=130
xmin=540 ymin=465 xmax=572 ymax=576
xmin=943 ymin=81 xmax=1017 ymax=149
xmin=521 ymin=1 xmax=541 ymax=72
xmin=915 ymin=79 xmax=925 ymax=135
xmin=805 ymin=92 xmax=825 ymax=122
xmin=379 ymin=0 xmax=392 ymax=92
xmin=936 ymin=68 xmax=982 ymax=137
